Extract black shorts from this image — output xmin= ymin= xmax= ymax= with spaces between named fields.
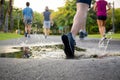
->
xmin=97 ymin=16 xmax=107 ymax=20
xmin=76 ymin=0 xmax=92 ymax=8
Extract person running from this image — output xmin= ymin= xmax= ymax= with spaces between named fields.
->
xmin=93 ymin=0 xmax=111 ymax=41
xmin=22 ymin=2 xmax=34 ymax=38
xmin=43 ymin=6 xmax=51 ymax=39
xmin=61 ymin=0 xmax=92 ymax=58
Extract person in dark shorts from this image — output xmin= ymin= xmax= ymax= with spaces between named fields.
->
xmin=22 ymin=2 xmax=34 ymax=38
xmin=61 ymin=0 xmax=92 ymax=58
xmin=93 ymin=0 xmax=111 ymax=41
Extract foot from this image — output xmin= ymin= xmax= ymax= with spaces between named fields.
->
xmin=84 ymin=32 xmax=88 ymax=37
xmin=99 ymin=37 xmax=107 ymax=46
xmin=27 ymin=35 xmax=30 ymax=38
xmin=61 ymin=33 xmax=75 ymax=58
xmin=79 ymin=31 xmax=87 ymax=39
xmin=45 ymin=35 xmax=47 ymax=39
xmin=25 ymin=33 xmax=28 ymax=37
xmin=99 ymin=37 xmax=107 ymax=47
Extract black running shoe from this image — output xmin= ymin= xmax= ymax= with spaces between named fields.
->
xmin=79 ymin=31 xmax=84 ymax=39
xmin=61 ymin=33 xmax=75 ymax=58
xmin=25 ymin=33 xmax=28 ymax=37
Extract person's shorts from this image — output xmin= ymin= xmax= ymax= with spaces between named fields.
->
xmin=24 ymin=19 xmax=32 ymax=25
xmin=43 ymin=21 xmax=50 ymax=28
xmin=76 ymin=0 xmax=92 ymax=8
xmin=97 ymin=16 xmax=107 ymax=20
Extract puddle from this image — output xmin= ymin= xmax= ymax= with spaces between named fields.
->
xmin=0 ymin=47 xmax=30 ymax=58
xmin=0 ymin=46 xmax=21 ymax=53
xmin=0 ymin=44 xmax=87 ymax=59
xmin=0 ymin=44 xmax=120 ymax=59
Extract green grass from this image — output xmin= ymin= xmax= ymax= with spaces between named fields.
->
xmin=0 ymin=33 xmax=23 ymax=40
xmin=88 ymin=33 xmax=120 ymax=39
xmin=0 ymin=32 xmax=120 ymax=40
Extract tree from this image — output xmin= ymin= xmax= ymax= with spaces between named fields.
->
xmin=51 ymin=0 xmax=76 ymax=33
xmin=9 ymin=0 xmax=13 ymax=32
xmin=0 ymin=0 xmax=14 ymax=32
xmin=4 ymin=7 xmax=9 ymax=32
xmin=113 ymin=8 xmax=120 ymax=32
xmin=4 ymin=0 xmax=10 ymax=32
xmin=0 ymin=0 xmax=5 ymax=30
xmin=32 ymin=11 xmax=43 ymax=33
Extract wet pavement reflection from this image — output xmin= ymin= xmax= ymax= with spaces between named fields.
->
xmin=0 ymin=44 xmax=120 ymax=59
xmin=0 ymin=44 xmax=87 ymax=59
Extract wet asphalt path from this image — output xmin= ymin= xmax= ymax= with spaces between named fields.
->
xmin=0 ymin=34 xmax=120 ymax=80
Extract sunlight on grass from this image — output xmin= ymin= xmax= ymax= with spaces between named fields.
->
xmin=88 ymin=34 xmax=101 ymax=38
xmin=0 ymin=33 xmax=120 ymax=40
xmin=112 ymin=34 xmax=120 ymax=39
xmin=88 ymin=33 xmax=120 ymax=39
xmin=0 ymin=33 xmax=23 ymax=40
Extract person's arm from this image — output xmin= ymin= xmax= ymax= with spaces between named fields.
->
xmin=43 ymin=12 xmax=45 ymax=17
xmin=50 ymin=12 xmax=53 ymax=26
xmin=31 ymin=9 xmax=34 ymax=20
xmin=93 ymin=2 xmax=97 ymax=12
xmin=32 ymin=12 xmax=34 ymax=21
xmin=50 ymin=13 xmax=52 ymax=21
xmin=107 ymin=2 xmax=111 ymax=11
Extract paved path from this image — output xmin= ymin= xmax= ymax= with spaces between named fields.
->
xmin=0 ymin=57 xmax=120 ymax=80
xmin=0 ymin=34 xmax=120 ymax=80
xmin=0 ymin=34 xmax=120 ymax=55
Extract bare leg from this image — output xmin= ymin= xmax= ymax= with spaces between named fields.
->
xmin=71 ymin=3 xmax=89 ymax=37
xmin=61 ymin=2 xmax=90 ymax=58
xmin=27 ymin=25 xmax=31 ymax=35
xmin=25 ymin=25 xmax=28 ymax=33
xmin=102 ymin=20 xmax=106 ymax=35
xmin=97 ymin=20 xmax=103 ymax=37
xmin=46 ymin=28 xmax=50 ymax=35
xmin=24 ymin=24 xmax=28 ymax=37
xmin=44 ymin=28 xmax=47 ymax=36
xmin=97 ymin=20 xmax=106 ymax=37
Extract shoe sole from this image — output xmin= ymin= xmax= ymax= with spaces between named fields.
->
xmin=61 ymin=35 xmax=74 ymax=58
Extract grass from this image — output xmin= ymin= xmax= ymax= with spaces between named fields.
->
xmin=0 ymin=32 xmax=120 ymax=40
xmin=0 ymin=33 xmax=23 ymax=40
xmin=88 ymin=33 xmax=120 ymax=40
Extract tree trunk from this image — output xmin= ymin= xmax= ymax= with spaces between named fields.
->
xmin=9 ymin=0 xmax=14 ymax=32
xmin=0 ymin=0 xmax=5 ymax=31
xmin=4 ymin=12 xmax=9 ymax=32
